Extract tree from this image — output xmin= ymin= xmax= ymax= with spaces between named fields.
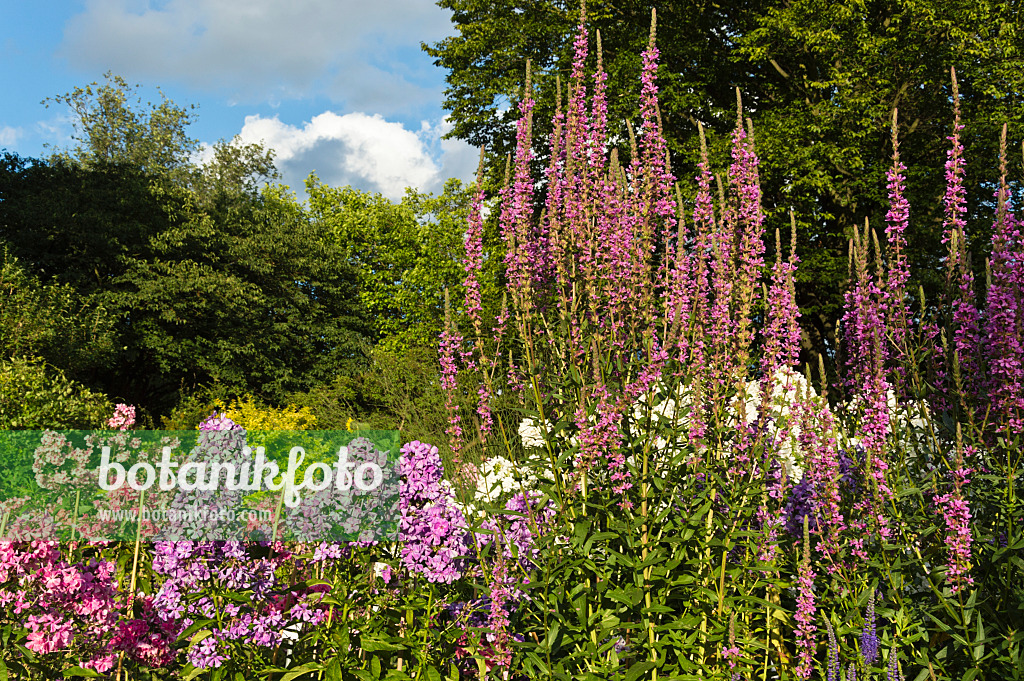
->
xmin=307 ymin=177 xmax=476 ymax=352
xmin=3 ymin=76 xmax=372 ymax=416
xmin=44 ymin=72 xmax=200 ymax=185
xmin=0 ymin=245 xmax=116 ymax=378
xmin=425 ymin=0 xmax=1024 ymax=361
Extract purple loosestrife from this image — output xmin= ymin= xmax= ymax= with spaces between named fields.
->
xmin=842 ymin=220 xmax=894 ymax=542
xmin=682 ymin=127 xmax=717 ymax=446
xmin=984 ymin=126 xmax=1024 ymax=432
xmin=440 ymin=294 xmax=465 ymax=461
xmin=797 ymin=398 xmax=846 ymax=569
xmin=631 ymin=10 xmax=677 ymax=333
xmin=726 ymin=99 xmax=766 ymax=373
xmin=941 ymin=69 xmax=982 ymax=402
xmin=574 ymin=382 xmax=630 ymax=495
xmin=499 ymin=63 xmax=539 ymax=330
xmin=762 ymin=218 xmax=801 ymax=379
xmin=934 ymin=436 xmax=975 ymax=593
xmin=885 ymin=111 xmax=912 ymax=390
xmin=485 ymin=552 xmax=514 ymax=669
xmin=794 ymin=518 xmax=817 ymax=679
xmin=463 ymin=157 xmax=495 ymax=439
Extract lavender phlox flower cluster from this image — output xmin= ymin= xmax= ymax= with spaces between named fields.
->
xmin=152 ymin=539 xmax=326 ymax=669
xmin=158 ymin=414 xmax=250 ymax=540
xmin=399 ymin=441 xmax=469 ymax=584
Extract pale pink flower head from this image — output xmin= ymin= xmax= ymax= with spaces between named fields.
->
xmin=107 ymin=403 xmax=136 ymax=431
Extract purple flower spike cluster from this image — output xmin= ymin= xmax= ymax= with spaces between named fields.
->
xmin=793 ymin=520 xmax=817 ymax=679
xmin=933 ymin=445 xmax=975 ymax=593
xmin=984 ymin=127 xmax=1024 ymax=432
xmin=860 ymin=589 xmax=879 ymax=665
xmin=940 ymin=69 xmax=982 ymax=401
xmin=398 ymin=440 xmax=469 ymax=584
xmin=884 ymin=111 xmax=912 ymax=388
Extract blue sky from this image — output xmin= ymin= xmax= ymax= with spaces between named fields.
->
xmin=0 ymin=0 xmax=479 ymax=200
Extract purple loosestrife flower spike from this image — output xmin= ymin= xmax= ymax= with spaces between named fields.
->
xmin=463 ymin=150 xmax=494 ymax=439
xmin=794 ymin=516 xmax=817 ymax=679
xmin=934 ymin=426 xmax=975 ymax=592
xmin=499 ymin=62 xmax=538 ymax=329
xmin=941 ymin=68 xmax=982 ymax=400
xmin=440 ymin=290 xmax=465 ymax=461
xmin=842 ymin=219 xmax=894 ymax=544
xmin=885 ymin=109 xmax=911 ymax=388
xmin=762 ymin=215 xmax=801 ymax=378
xmin=727 ymin=96 xmax=765 ymax=372
xmin=984 ymin=124 xmax=1024 ymax=432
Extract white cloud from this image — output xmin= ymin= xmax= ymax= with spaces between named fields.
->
xmin=234 ymin=112 xmax=477 ymax=201
xmin=59 ymin=0 xmax=454 ymax=113
xmin=0 ymin=125 xmax=22 ymax=147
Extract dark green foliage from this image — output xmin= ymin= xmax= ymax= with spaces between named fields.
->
xmin=0 ymin=246 xmax=117 ymax=378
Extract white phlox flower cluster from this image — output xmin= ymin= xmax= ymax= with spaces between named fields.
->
xmin=474 ymin=456 xmax=536 ymax=503
xmin=727 ymin=367 xmax=820 ymax=483
xmin=518 ymin=417 xmax=551 ymax=449
xmin=628 ymin=383 xmax=694 ymax=454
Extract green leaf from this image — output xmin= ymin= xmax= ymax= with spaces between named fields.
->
xmin=63 ymin=668 xmax=102 ymax=678
xmin=360 ymin=637 xmax=405 ymax=652
xmin=624 ymin=661 xmax=657 ymax=681
xmin=280 ymin=663 xmax=324 ymax=681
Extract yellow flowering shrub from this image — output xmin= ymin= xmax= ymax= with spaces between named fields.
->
xmin=208 ymin=394 xmax=317 ymax=431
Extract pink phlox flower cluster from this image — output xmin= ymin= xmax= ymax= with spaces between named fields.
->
xmin=107 ymin=403 xmax=136 ymax=430
xmin=199 ymin=411 xmax=243 ymax=432
xmin=1 ymin=539 xmax=171 ymax=671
